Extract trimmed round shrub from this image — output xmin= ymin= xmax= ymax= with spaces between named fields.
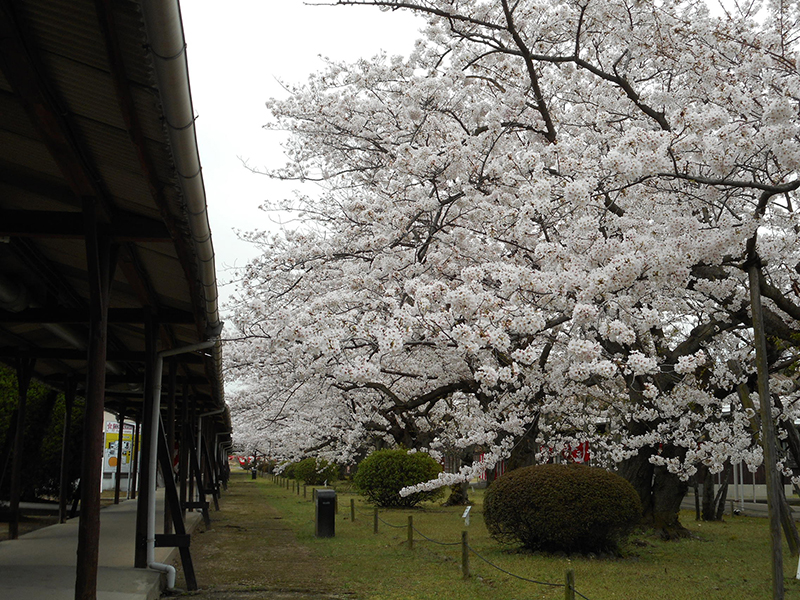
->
xmin=354 ymin=449 xmax=444 ymax=507
xmin=292 ymin=457 xmax=338 ymax=485
xmin=484 ymin=464 xmax=642 ymax=554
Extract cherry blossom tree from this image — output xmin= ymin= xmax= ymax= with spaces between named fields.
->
xmin=225 ymin=0 xmax=800 ymax=539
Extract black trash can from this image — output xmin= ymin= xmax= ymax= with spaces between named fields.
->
xmin=315 ymin=489 xmax=336 ymax=537
xmin=251 ymin=467 xmax=257 ymax=479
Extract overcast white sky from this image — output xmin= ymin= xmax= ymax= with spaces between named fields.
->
xmin=180 ymin=1 xmax=424 ymax=303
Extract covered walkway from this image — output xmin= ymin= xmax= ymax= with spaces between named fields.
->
xmin=0 ymin=494 xmax=202 ymax=600
xmin=0 ymin=0 xmax=230 ymax=597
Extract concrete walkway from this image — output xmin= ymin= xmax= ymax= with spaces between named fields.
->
xmin=0 ymin=494 xmax=201 ymax=600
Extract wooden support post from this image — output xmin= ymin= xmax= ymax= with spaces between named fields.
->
xmin=156 ymin=414 xmax=197 ymax=590
xmin=200 ymin=425 xmax=219 ymax=510
xmin=187 ymin=397 xmax=196 ymax=510
xmin=75 ymin=202 xmax=115 ymax=600
xmin=350 ymin=498 xmax=355 ymax=522
xmin=58 ymin=377 xmax=75 ymax=523
xmin=130 ymin=417 xmax=140 ymax=500
xmin=186 ymin=428 xmax=211 ymax=527
xmin=373 ymin=507 xmax=378 ymax=534
xmin=748 ymin=261 xmax=785 ymax=600
xmin=407 ymin=515 xmax=413 ymax=550
xmin=462 ymin=531 xmax=470 ymax=579
xmin=165 ymin=360 xmax=177 ymax=535
xmin=9 ymin=357 xmax=35 ymax=539
xmin=565 ymin=569 xmax=575 ymax=600
xmin=135 ymin=313 xmax=157 ymax=569
xmin=179 ymin=386 xmax=189 ymax=516
xmin=113 ymin=405 xmax=126 ymax=504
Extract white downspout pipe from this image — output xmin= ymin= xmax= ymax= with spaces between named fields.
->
xmin=147 ymin=341 xmax=215 ymax=589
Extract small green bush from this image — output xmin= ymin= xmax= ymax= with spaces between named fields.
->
xmin=354 ymin=449 xmax=444 ymax=508
xmin=281 ymin=462 xmax=297 ymax=479
xmin=293 ymin=457 xmax=338 ymax=485
xmin=484 ymin=464 xmax=642 ymax=554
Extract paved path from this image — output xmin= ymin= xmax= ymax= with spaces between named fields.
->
xmin=0 ymin=494 xmax=200 ymax=600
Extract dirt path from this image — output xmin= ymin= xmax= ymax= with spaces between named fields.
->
xmin=172 ymin=472 xmax=349 ymax=599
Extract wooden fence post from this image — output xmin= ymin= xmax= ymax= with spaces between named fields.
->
xmin=565 ymin=569 xmax=575 ymax=600
xmin=407 ymin=515 xmax=413 ymax=550
xmin=373 ymin=507 xmax=378 ymax=534
xmin=351 ymin=498 xmax=356 ymax=522
xmin=462 ymin=531 xmax=470 ymax=579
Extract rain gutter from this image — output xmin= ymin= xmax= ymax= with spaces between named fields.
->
xmin=138 ymin=0 xmax=225 ymax=408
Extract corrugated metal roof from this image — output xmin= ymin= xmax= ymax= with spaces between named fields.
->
xmin=0 ymin=0 xmax=227 ymax=426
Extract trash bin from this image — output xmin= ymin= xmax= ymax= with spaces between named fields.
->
xmin=251 ymin=467 xmax=257 ymax=479
xmin=315 ymin=489 xmax=336 ymax=537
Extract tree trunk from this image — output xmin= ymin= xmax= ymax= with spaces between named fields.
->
xmin=617 ymin=446 xmax=655 ymax=517
xmin=693 ymin=478 xmax=701 ymax=521
xmin=618 ymin=444 xmax=690 ymax=539
xmin=651 ymin=461 xmax=691 ymax=539
xmin=713 ymin=471 xmax=730 ymax=522
xmin=444 ymin=482 xmax=470 ymax=506
xmin=701 ymin=466 xmax=716 ymax=521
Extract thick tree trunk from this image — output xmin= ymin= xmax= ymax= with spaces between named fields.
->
xmin=444 ymin=482 xmax=470 ymax=506
xmin=617 ymin=446 xmax=655 ymax=515
xmin=714 ymin=476 xmax=729 ymax=522
xmin=650 ymin=462 xmax=690 ymax=539
xmin=618 ymin=445 xmax=690 ymax=539
xmin=701 ymin=466 xmax=716 ymax=521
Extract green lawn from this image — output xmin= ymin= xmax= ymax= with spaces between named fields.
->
xmin=261 ymin=474 xmax=800 ymax=600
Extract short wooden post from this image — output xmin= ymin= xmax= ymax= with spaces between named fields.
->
xmin=297 ymin=481 xmax=300 ymax=495
xmin=462 ymin=531 xmax=470 ymax=579
xmin=407 ymin=515 xmax=413 ymax=550
xmin=350 ymin=498 xmax=356 ymax=522
xmin=565 ymin=569 xmax=575 ymax=600
xmin=304 ymin=485 xmax=307 ymax=499
xmin=373 ymin=507 xmax=378 ymax=534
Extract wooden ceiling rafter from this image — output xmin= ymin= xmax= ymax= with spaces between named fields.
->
xmin=0 ymin=346 xmax=206 ymax=363
xmin=0 ymin=0 xmax=209 ymax=404
xmin=0 ymin=209 xmax=172 ymax=241
xmin=0 ymin=306 xmax=196 ymax=324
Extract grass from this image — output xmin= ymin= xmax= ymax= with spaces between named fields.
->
xmin=260 ymin=473 xmax=800 ymax=600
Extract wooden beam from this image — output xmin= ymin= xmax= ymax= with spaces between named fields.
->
xmin=8 ymin=356 xmax=35 ymax=539
xmin=156 ymin=413 xmax=197 ymax=589
xmin=104 ymin=374 xmax=207 ymax=386
xmin=0 ymin=0 xmax=106 ymax=204
xmin=113 ymin=405 xmax=126 ymax=504
xmin=58 ymin=376 xmax=75 ymax=523
xmin=74 ymin=199 xmax=115 ymax=600
xmin=134 ymin=313 xmax=156 ymax=569
xmin=0 ymin=210 xmax=172 ymax=242
xmin=0 ymin=307 xmax=195 ymax=324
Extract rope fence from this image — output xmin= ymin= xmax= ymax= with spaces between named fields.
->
xmin=266 ymin=474 xmax=595 ymax=600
